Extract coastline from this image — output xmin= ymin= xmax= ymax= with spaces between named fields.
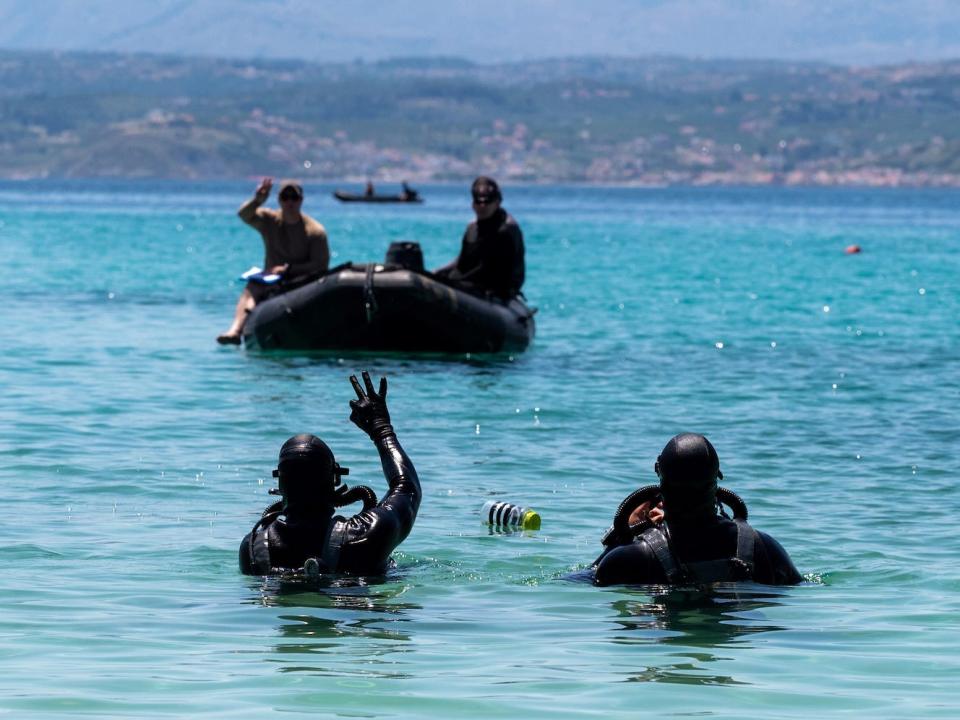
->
xmin=5 ymin=169 xmax=960 ymax=189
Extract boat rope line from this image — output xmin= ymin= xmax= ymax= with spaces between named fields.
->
xmin=363 ymin=264 xmax=378 ymax=324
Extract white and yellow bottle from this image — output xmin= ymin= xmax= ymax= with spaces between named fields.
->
xmin=481 ymin=500 xmax=541 ymax=530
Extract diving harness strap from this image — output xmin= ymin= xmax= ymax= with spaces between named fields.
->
xmin=250 ymin=510 xmax=281 ymax=574
xmin=250 ymin=515 xmax=345 ymax=575
xmin=319 ymin=519 xmax=348 ymax=573
xmin=640 ymin=519 xmax=758 ymax=584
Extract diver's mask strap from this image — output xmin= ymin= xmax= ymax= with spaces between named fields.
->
xmin=269 ymin=467 xmax=282 ymax=495
xmin=268 ymin=462 xmax=351 ymax=497
xmin=655 ymin=458 xmax=723 ymax=481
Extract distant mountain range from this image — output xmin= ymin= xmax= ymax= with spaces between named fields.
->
xmin=1 ymin=1 xmax=959 ymax=66
xmin=2 ymin=49 xmax=960 ymax=186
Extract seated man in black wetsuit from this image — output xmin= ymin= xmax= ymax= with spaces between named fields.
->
xmin=592 ymin=433 xmax=802 ymax=587
xmin=239 ymin=372 xmax=421 ymax=576
xmin=434 ymin=176 xmax=525 ymax=300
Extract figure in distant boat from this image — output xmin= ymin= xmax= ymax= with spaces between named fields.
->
xmin=216 ymin=178 xmax=329 ymax=344
xmin=590 ymin=433 xmax=803 ymax=586
xmin=434 ymin=176 xmax=525 ymax=300
xmin=239 ymin=372 xmax=421 ymax=576
xmin=400 ymin=181 xmax=418 ymax=201
xmin=365 ymin=181 xmax=375 ymax=198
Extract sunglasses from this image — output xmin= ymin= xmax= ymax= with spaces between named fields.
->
xmin=279 ymin=193 xmax=302 ymax=202
xmin=472 ymin=194 xmax=495 ymax=204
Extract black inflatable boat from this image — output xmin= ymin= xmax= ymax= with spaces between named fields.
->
xmin=242 ymin=242 xmax=535 ymax=353
xmin=333 ymin=190 xmax=423 ymax=204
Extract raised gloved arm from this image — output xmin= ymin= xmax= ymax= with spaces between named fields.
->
xmin=348 ymin=371 xmax=419 ymax=505
xmin=348 ymin=370 xmax=419 ymax=498
xmin=337 ymin=372 xmax=421 ymax=573
xmin=349 ymin=371 xmax=394 ymax=442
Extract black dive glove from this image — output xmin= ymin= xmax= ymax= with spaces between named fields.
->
xmin=349 ymin=371 xmax=393 ymax=441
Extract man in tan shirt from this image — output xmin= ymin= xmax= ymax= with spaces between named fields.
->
xmin=217 ymin=178 xmax=330 ymax=344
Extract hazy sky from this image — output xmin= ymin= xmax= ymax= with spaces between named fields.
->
xmin=1 ymin=0 xmax=957 ymax=65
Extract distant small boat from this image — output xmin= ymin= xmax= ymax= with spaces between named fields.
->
xmin=333 ymin=189 xmax=423 ymax=204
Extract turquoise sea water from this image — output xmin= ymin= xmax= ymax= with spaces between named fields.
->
xmin=1 ymin=181 xmax=958 ymax=718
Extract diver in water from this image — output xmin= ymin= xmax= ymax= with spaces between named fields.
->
xmin=239 ymin=372 xmax=421 ymax=576
xmin=592 ymin=433 xmax=802 ymax=586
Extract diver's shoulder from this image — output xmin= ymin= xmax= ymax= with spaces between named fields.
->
xmin=593 ymin=539 xmax=661 ymax=586
xmin=753 ymin=528 xmax=795 ymax=562
xmin=754 ymin=528 xmax=789 ymax=552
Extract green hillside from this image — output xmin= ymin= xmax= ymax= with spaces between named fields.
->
xmin=2 ymin=50 xmax=959 ymax=185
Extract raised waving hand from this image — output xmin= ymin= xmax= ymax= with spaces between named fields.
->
xmin=349 ymin=371 xmax=392 ymax=441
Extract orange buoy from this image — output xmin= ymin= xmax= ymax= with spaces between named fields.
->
xmin=844 ymin=244 xmax=861 ymax=254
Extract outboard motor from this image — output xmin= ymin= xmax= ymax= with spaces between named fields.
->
xmin=385 ymin=241 xmax=424 ymax=272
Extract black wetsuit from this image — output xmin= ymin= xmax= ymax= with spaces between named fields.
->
xmin=593 ymin=516 xmax=802 ymax=586
xmin=445 ymin=208 xmax=525 ymax=299
xmin=239 ymin=430 xmax=420 ymax=576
